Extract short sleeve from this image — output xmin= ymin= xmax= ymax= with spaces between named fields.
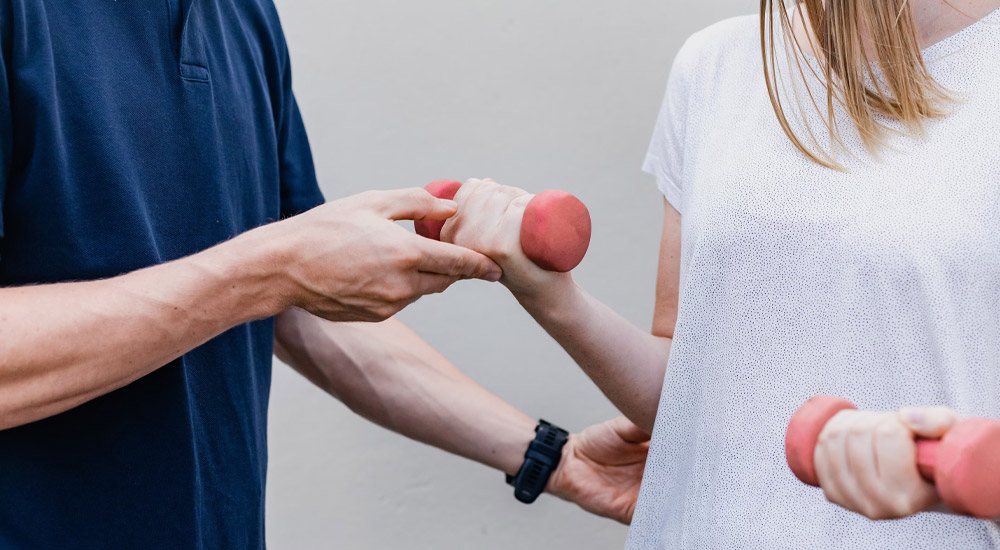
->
xmin=643 ymin=35 xmax=701 ymax=215
xmin=274 ymin=44 xmax=324 ymax=219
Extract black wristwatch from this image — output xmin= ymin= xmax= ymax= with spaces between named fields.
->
xmin=506 ymin=419 xmax=569 ymax=504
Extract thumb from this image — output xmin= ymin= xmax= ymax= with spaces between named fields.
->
xmin=375 ymin=188 xmax=459 ymax=221
xmin=897 ymin=406 xmax=962 ymax=439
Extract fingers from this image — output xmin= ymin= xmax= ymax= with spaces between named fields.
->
xmin=442 ymin=178 xmax=529 ymax=247
xmin=815 ymin=409 xmax=941 ymax=520
xmin=897 ymin=406 xmax=962 ymax=439
xmin=844 ymin=412 xmax=881 ymax=496
xmin=872 ymin=416 xmax=940 ymax=516
xmin=815 ymin=410 xmax=866 ymax=514
xmin=414 ymin=237 xmax=502 ymax=281
xmin=497 ymin=193 xmax=532 ymax=250
xmin=369 ymin=188 xmax=460 ymax=221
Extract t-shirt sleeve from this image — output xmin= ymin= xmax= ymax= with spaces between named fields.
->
xmin=642 ymin=35 xmax=701 ymax=215
xmin=274 ymin=46 xmax=325 ymax=219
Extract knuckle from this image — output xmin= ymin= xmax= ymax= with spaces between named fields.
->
xmin=390 ymin=283 xmax=417 ymax=303
xmin=496 ymin=184 xmax=521 ymax=200
xmin=848 ymin=423 xmax=869 ymax=438
xmin=378 ymin=278 xmax=414 ymax=304
xmin=357 ymin=190 xmax=380 ymax=203
xmin=450 ymin=254 xmax=475 ymax=275
xmin=875 ymin=420 xmax=907 ymax=441
xmin=400 ymin=248 xmax=422 ymax=268
xmin=512 ymin=194 xmax=532 ymax=208
xmin=441 ymin=217 xmax=462 ymax=242
xmin=388 ymin=242 xmax=421 ymax=267
xmin=818 ymin=426 xmax=842 ymax=445
xmin=891 ymin=495 xmax=918 ymax=518
xmin=865 ymin=506 xmax=890 ymax=521
xmin=411 ymin=187 xmax=435 ymax=204
xmin=486 ymin=245 xmax=509 ymax=264
xmin=373 ymin=305 xmax=397 ymax=321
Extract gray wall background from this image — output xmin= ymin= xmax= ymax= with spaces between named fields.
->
xmin=266 ymin=2 xmax=755 ymax=548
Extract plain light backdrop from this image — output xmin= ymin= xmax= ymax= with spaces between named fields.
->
xmin=266 ymin=1 xmax=756 ymax=548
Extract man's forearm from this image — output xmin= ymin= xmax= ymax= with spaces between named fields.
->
xmin=0 ymin=187 xmax=505 ymax=432
xmin=0 ymin=229 xmax=289 ymax=430
xmin=274 ymin=310 xmax=535 ymax=476
xmin=512 ymin=281 xmax=670 ymax=434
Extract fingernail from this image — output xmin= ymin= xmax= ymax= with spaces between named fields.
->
xmin=440 ymin=199 xmax=458 ymax=209
xmin=485 ymin=271 xmax=502 ymax=282
xmin=901 ymin=407 xmax=924 ymax=428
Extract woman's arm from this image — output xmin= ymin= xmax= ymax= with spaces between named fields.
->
xmin=439 ymin=179 xmax=683 ymax=433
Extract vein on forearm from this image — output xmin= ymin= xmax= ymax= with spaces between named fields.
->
xmin=274 ymin=310 xmax=535 ymax=475
xmin=0 ymin=234 xmax=285 ymax=430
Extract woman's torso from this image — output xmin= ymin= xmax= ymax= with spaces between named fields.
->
xmin=629 ymin=11 xmax=1000 ymax=549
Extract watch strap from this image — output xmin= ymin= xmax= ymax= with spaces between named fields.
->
xmin=506 ymin=419 xmax=569 ymax=504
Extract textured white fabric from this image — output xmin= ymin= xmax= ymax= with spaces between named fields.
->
xmin=629 ymin=10 xmax=1000 ymax=550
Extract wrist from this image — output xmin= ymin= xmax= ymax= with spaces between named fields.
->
xmin=511 ymin=275 xmax=582 ymax=325
xmin=212 ymin=223 xmax=299 ymax=320
xmin=545 ymin=436 xmax=575 ymax=497
xmin=499 ymin=416 xmax=538 ymax=477
xmin=506 ymin=419 xmax=570 ymax=504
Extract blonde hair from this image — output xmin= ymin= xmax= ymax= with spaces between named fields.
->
xmin=760 ymin=0 xmax=951 ymax=169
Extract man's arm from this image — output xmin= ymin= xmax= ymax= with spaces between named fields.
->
xmin=0 ymin=233 xmax=282 ymax=430
xmin=274 ymin=309 xmax=534 ymax=474
xmin=274 ymin=308 xmax=649 ymax=523
xmin=0 ymin=189 xmax=500 ymax=431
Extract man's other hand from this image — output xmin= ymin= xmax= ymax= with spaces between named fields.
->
xmin=547 ymin=416 xmax=651 ymax=524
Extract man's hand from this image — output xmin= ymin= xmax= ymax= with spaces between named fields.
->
xmin=813 ymin=406 xmax=961 ymax=520
xmin=546 ymin=417 xmax=651 ymax=524
xmin=439 ymin=178 xmax=572 ymax=299
xmin=256 ymin=188 xmax=502 ymax=322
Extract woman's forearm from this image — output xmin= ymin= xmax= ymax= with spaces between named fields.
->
xmin=274 ymin=309 xmax=536 ymax=476
xmin=512 ymin=280 xmax=670 ymax=434
xmin=431 ymin=179 xmax=677 ymax=434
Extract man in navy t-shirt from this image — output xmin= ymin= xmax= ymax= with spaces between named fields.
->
xmin=0 ymin=1 xmax=649 ymax=548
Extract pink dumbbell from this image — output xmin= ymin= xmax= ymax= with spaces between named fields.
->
xmin=785 ymin=395 xmax=1000 ymax=519
xmin=413 ymin=180 xmax=592 ymax=273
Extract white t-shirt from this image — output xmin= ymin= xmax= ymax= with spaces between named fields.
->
xmin=630 ymin=10 xmax=1000 ymax=550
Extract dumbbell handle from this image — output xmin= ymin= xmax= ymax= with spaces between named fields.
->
xmin=413 ymin=180 xmax=592 ymax=273
xmin=915 ymin=439 xmax=938 ymax=481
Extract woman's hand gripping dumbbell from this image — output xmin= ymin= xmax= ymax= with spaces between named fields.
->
xmin=414 ymin=179 xmax=591 ymax=294
xmin=785 ymin=396 xmax=1000 ymax=520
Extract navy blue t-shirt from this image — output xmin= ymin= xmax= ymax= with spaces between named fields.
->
xmin=0 ymin=0 xmax=324 ymax=548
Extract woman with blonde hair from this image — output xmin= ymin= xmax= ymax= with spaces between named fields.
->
xmin=441 ymin=0 xmax=1000 ymax=547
